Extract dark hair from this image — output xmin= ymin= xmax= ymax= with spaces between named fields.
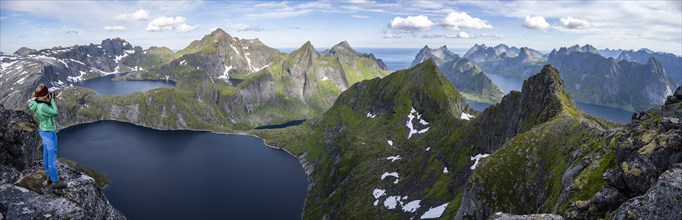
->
xmin=33 ymin=83 xmax=49 ymax=98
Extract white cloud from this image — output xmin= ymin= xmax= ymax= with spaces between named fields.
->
xmin=352 ymin=14 xmax=371 ymax=19
xmin=226 ymin=23 xmax=264 ymax=32
xmin=479 ymin=33 xmax=506 ymax=39
xmin=389 ymin=15 xmax=434 ymax=31
xmin=383 ymin=34 xmax=401 ymax=39
xmin=442 ymin=11 xmax=493 ymax=30
xmin=113 ymin=9 xmax=150 ymax=22
xmin=523 ymin=15 xmax=550 ymax=31
xmin=420 ymin=31 xmax=471 ymax=39
xmin=456 ymin=31 xmax=471 ymax=38
xmin=176 ymin=23 xmax=198 ymax=33
xmin=421 ymin=33 xmax=444 ymax=38
xmin=103 ymin=26 xmax=126 ymax=31
xmin=559 ymin=16 xmax=590 ymax=29
xmin=298 ymin=2 xmax=332 ymax=10
xmin=146 ymin=16 xmax=197 ymax=32
xmin=247 ymin=9 xmax=313 ymax=19
xmin=254 ymin=2 xmax=289 ymax=9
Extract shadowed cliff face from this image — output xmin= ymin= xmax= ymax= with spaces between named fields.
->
xmin=0 ymin=105 xmax=125 ymax=219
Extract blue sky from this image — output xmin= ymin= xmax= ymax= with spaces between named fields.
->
xmin=1 ymin=0 xmax=681 ymax=55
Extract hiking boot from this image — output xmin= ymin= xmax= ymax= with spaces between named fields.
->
xmin=49 ymin=179 xmax=68 ymax=189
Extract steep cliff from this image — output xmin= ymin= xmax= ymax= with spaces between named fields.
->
xmin=0 ymin=105 xmax=125 ymax=219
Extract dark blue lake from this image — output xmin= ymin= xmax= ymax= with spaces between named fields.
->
xmin=75 ymin=73 xmax=175 ymax=95
xmin=59 ymin=121 xmax=308 ymax=220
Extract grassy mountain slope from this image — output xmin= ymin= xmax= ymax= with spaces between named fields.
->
xmin=258 ymin=62 xmax=624 ymax=219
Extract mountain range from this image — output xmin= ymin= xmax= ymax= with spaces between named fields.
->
xmin=42 ymin=29 xmax=388 ymax=130
xmin=547 ymin=45 xmax=677 ymax=111
xmin=450 ymin=43 xmax=678 ymax=112
xmin=259 ymin=60 xmax=682 ymax=219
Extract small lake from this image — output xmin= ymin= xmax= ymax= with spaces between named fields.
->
xmin=59 ymin=121 xmax=308 ymax=219
xmin=75 ymin=73 xmax=175 ymax=95
xmin=255 ymin=119 xmax=306 ymax=130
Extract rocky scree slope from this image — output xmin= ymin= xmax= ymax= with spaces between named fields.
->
xmin=0 ymin=105 xmax=124 ymax=219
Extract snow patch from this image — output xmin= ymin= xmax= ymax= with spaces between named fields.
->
xmin=387 ymin=140 xmax=393 ymax=147
xmin=461 ymin=112 xmax=475 ymax=120
xmin=443 ymin=167 xmax=449 ymax=174
xmin=470 ymin=154 xmax=490 ymax=170
xmin=383 ymin=196 xmax=402 ymax=209
xmin=402 ymin=200 xmax=421 ymax=213
xmin=67 ymin=71 xmax=88 ymax=82
xmin=230 ymin=45 xmax=240 ymax=54
xmin=420 ymin=203 xmax=448 ymax=219
xmin=426 ymin=147 xmax=430 ymax=151
xmin=322 ymin=76 xmax=330 ymax=81
xmin=366 ymin=112 xmax=376 ymax=118
xmin=373 ymin=188 xmax=386 ymax=206
xmin=381 ymin=172 xmax=399 ymax=184
xmin=387 ymin=155 xmax=401 ymax=162
xmin=218 ymin=65 xmax=233 ymax=80
xmin=244 ymin=52 xmax=254 ymax=71
xmin=406 ymin=107 xmax=430 ymax=139
xmin=179 ymin=60 xmax=187 ymax=66
xmin=15 ymin=76 xmax=27 ymax=85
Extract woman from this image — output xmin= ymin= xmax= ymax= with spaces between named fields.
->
xmin=28 ymin=84 xmax=66 ymax=189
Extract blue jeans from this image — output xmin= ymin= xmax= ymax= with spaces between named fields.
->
xmin=38 ymin=130 xmax=59 ymax=182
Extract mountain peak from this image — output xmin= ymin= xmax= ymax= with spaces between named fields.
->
xmin=292 ymin=41 xmax=319 ymax=60
xmin=522 ymin=64 xmax=578 ymax=113
xmin=14 ymin=47 xmax=36 ymax=56
xmin=474 ymin=64 xmax=580 ymax=151
xmin=209 ymin=28 xmax=229 ymax=37
xmin=439 ymin=45 xmax=448 ymax=50
xmin=328 ymin=41 xmax=359 ymax=56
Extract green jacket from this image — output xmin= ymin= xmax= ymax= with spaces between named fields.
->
xmin=28 ymin=99 xmax=59 ymax=132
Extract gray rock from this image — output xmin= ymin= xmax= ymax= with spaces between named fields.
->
xmin=613 ymin=167 xmax=682 ymax=220
xmin=0 ymin=106 xmax=126 ymax=219
xmin=489 ymin=212 xmax=564 ymax=220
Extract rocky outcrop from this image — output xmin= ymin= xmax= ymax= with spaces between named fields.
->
xmin=613 ymin=166 xmax=682 ymax=220
xmin=0 ymin=105 xmax=125 ymax=219
xmin=14 ymin=47 xmax=37 ymax=56
xmin=566 ymin=86 xmax=682 ymax=219
xmin=489 ymin=212 xmax=564 ymax=220
xmin=471 ymin=64 xmax=574 ymax=152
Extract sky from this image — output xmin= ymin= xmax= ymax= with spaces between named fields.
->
xmin=1 ymin=0 xmax=681 ymax=55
